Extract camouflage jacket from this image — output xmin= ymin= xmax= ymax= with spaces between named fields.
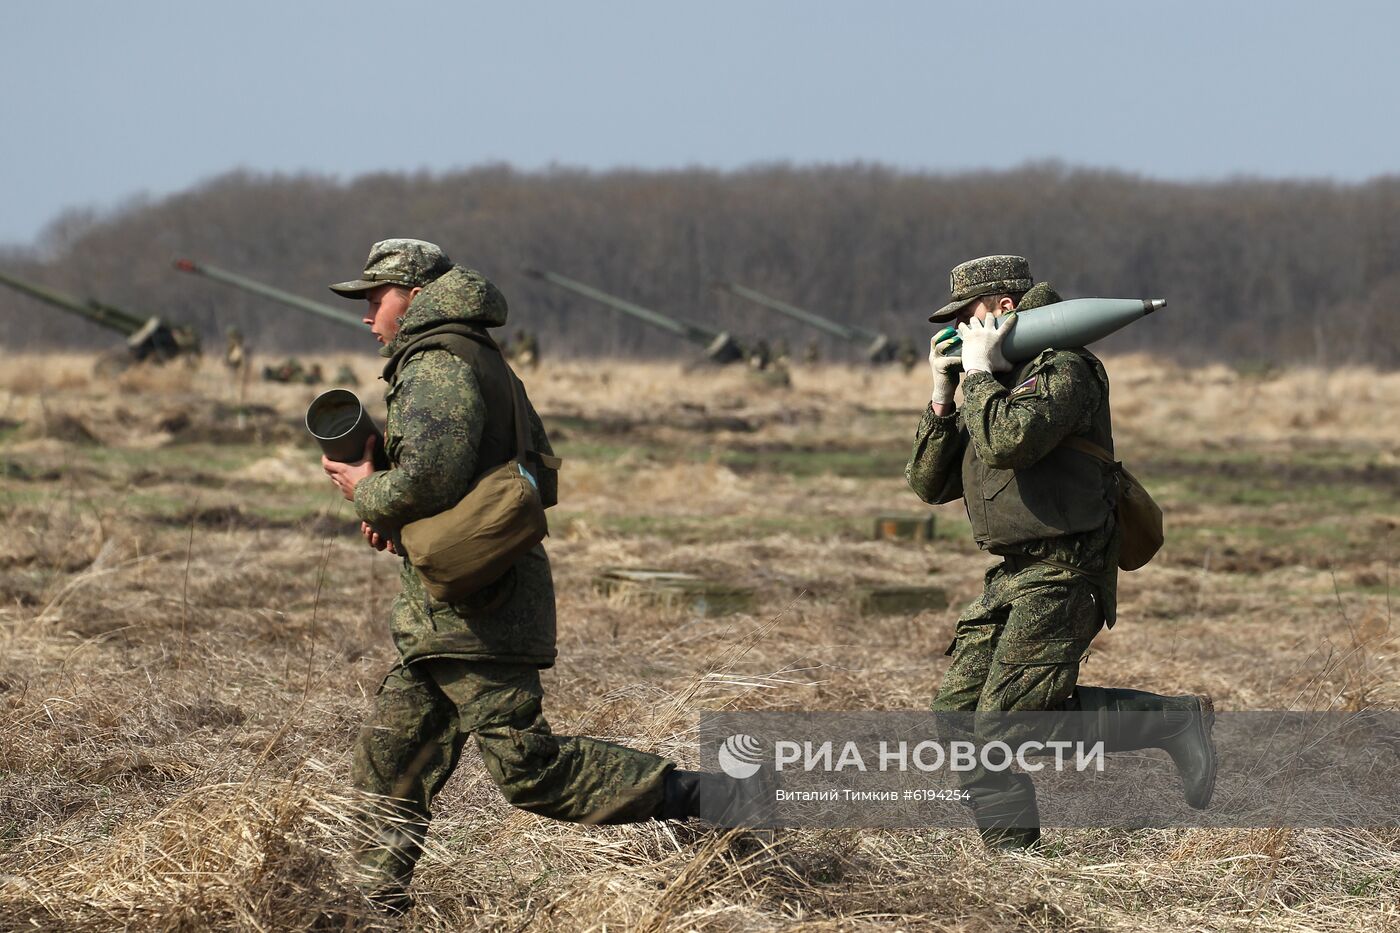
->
xmin=906 ymin=285 xmax=1120 ymax=620
xmin=354 ymin=266 xmax=558 ymax=668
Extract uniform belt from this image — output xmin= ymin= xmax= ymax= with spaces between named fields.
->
xmin=1002 ymin=553 xmax=1098 ymax=577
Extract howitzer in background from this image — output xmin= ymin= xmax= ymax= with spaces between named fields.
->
xmin=173 ymin=259 xmax=365 ymax=332
xmin=0 ymin=269 xmax=200 ymax=366
xmin=521 ymin=267 xmax=744 ymax=364
xmin=937 ymin=298 xmax=1167 ymax=363
xmin=714 ymin=281 xmax=899 ymax=364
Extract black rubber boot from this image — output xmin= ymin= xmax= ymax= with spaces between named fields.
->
xmin=364 ymin=888 xmax=413 ymax=917
xmin=660 ymin=769 xmax=708 ymax=820
xmin=972 ymin=780 xmax=1042 ymax=853
xmin=979 ymin=826 xmax=1042 ymax=852
xmin=661 ymin=769 xmax=774 ymax=827
xmin=1074 ymin=686 xmax=1218 ymax=809
xmin=353 ymin=814 xmax=425 ymax=918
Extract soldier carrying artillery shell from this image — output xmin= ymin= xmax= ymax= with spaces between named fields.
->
xmin=906 ymin=255 xmax=1217 ymax=851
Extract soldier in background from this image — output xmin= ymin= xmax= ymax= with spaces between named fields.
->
xmin=747 ymin=338 xmax=772 ymax=371
xmin=773 ymin=338 xmax=791 ymax=367
xmin=261 ymin=357 xmax=322 ymax=384
xmin=334 ymin=362 xmax=360 ymax=387
xmin=511 ymin=328 xmax=540 ymax=368
xmin=896 ymin=338 xmax=920 ymax=374
xmin=224 ymin=326 xmax=246 ymax=373
xmin=906 ymin=255 xmax=1216 ymax=851
xmin=262 ymin=358 xmax=305 ymax=383
xmin=802 ymin=338 xmax=821 ymax=365
xmin=320 ymin=239 xmax=756 ymax=912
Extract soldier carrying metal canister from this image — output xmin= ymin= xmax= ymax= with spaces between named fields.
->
xmin=320 ymin=239 xmax=762 ymax=913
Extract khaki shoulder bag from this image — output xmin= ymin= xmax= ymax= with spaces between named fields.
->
xmin=400 ymin=368 xmax=560 ymax=603
xmin=1060 ymin=435 xmax=1163 ymax=571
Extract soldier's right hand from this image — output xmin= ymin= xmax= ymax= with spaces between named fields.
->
xmin=929 ymin=330 xmax=963 ymax=409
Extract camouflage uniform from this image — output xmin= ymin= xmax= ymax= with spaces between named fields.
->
xmin=331 ymin=242 xmax=672 ymax=904
xmin=224 ymin=327 xmax=246 ymax=372
xmin=896 ymin=338 xmax=920 ymax=373
xmin=334 ymin=363 xmax=359 ymax=387
xmin=263 ymin=358 xmax=305 ymax=383
xmin=772 ymin=338 xmax=791 ymax=366
xmin=747 ymin=339 xmax=773 ymax=371
xmin=909 ymin=256 xmax=1214 ymax=848
xmin=509 ymin=328 xmax=540 ymax=368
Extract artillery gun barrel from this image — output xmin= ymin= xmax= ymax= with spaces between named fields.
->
xmin=0 ymin=268 xmax=199 ymax=364
xmin=173 ymin=259 xmax=364 ymax=331
xmin=716 ymin=281 xmax=898 ymax=362
xmin=715 ymin=281 xmax=865 ymax=342
xmin=0 ymin=269 xmax=149 ymax=335
xmin=521 ymin=267 xmax=719 ymax=345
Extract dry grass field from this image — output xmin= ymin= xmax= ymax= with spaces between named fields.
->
xmin=0 ymin=351 xmax=1396 ymax=931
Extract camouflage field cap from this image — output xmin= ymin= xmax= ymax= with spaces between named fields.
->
xmin=929 ymin=255 xmax=1034 ymax=322
xmin=329 ymin=238 xmax=454 ymax=298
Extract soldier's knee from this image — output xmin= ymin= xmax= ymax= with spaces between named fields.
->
xmin=932 ymin=690 xmax=978 ymax=713
xmin=978 ymin=677 xmax=1078 ymax=714
xmin=352 ymin=671 xmax=454 ymax=793
xmin=474 ymin=723 xmax=563 ymax=804
xmin=353 ymin=718 xmax=420 ymax=766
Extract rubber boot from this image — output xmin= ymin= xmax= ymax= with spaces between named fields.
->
xmin=353 ymin=818 xmax=426 ymax=917
xmin=978 ymin=825 xmax=1042 ymax=852
xmin=661 ymin=769 xmax=775 ymax=827
xmin=1074 ymin=686 xmax=1218 ymax=809
xmin=364 ymin=889 xmax=413 ymax=917
xmin=972 ymin=780 xmax=1042 ymax=852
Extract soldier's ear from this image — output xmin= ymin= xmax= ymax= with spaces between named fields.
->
xmin=407 ymin=286 xmax=423 ymax=301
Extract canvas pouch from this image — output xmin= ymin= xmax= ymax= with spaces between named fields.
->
xmin=1059 ymin=435 xmax=1163 ymax=571
xmin=400 ymin=368 xmax=557 ymax=602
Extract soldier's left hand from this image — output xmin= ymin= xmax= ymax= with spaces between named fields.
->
xmin=360 ymin=521 xmax=397 ymax=553
xmin=957 ymin=311 xmax=1017 ymax=374
xmin=322 ymin=434 xmax=378 ymax=501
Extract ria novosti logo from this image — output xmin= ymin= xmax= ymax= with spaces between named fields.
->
xmin=715 ymin=733 xmax=1107 ymax=777
xmin=717 ymin=733 xmax=765 ymax=779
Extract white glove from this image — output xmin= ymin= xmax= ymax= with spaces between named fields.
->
xmin=957 ymin=312 xmax=1017 ymax=374
xmin=929 ymin=329 xmax=962 ymax=407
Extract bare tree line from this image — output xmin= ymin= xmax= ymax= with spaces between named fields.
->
xmin=2 ymin=163 xmax=1398 ymax=366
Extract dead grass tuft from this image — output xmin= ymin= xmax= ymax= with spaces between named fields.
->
xmin=1 ymin=768 xmax=382 ymax=931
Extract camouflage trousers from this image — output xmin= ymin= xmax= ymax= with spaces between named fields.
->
xmin=933 ymin=566 xmax=1104 ymax=715
xmin=931 ymin=562 xmax=1105 ymax=838
xmin=350 ymin=658 xmax=673 ymax=896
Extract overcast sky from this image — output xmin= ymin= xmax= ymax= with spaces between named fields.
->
xmin=3 ymin=0 xmax=1397 ymax=247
